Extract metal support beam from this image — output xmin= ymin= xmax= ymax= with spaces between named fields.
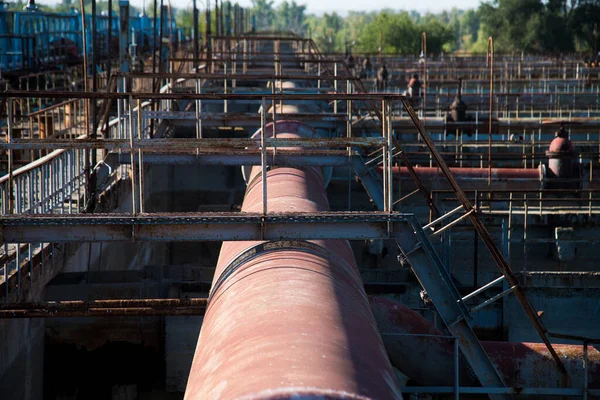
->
xmin=400 ymin=95 xmax=568 ymax=377
xmin=1 ymin=212 xmax=405 ymax=242
xmin=116 ymin=152 xmax=350 ymax=166
xmin=395 ymin=217 xmax=510 ymax=400
xmin=119 ymin=0 xmax=130 ymax=77
xmin=0 ymin=298 xmax=207 ymax=318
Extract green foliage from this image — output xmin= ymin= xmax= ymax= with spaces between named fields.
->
xmin=478 ymin=0 xmax=600 ymax=53
xmin=356 ymin=11 xmax=453 ymax=55
xmin=251 ymin=0 xmax=274 ymax=31
xmin=20 ymin=0 xmax=600 ymax=54
xmin=273 ymin=1 xmax=307 ymax=34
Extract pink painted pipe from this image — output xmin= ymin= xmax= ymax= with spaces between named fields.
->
xmin=185 ymin=121 xmax=402 ymax=400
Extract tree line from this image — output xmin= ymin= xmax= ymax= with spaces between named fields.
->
xmin=8 ymin=0 xmax=600 ymax=55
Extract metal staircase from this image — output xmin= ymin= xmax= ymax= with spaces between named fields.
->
xmin=350 ymin=94 xmax=569 ymax=399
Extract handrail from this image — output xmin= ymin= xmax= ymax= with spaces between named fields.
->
xmin=24 ymin=98 xmax=81 ymax=118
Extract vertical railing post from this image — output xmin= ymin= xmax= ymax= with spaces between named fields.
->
xmin=346 ymin=81 xmax=352 ymax=154
xmin=3 ymin=243 xmax=8 ymax=302
xmin=454 ymin=337 xmax=460 ymax=400
xmin=487 ymin=37 xmax=494 ymax=187
xmin=195 ymin=78 xmax=202 ymax=154
xmin=223 ymin=62 xmax=228 ymax=113
xmin=387 ymin=99 xmax=393 ymax=213
xmin=7 ymin=99 xmax=14 ymax=214
xmin=261 ymin=97 xmax=268 ymax=216
xmin=583 ymin=340 xmax=589 ymax=400
xmin=16 ymin=243 xmax=20 ymax=297
xmin=382 ymin=99 xmax=388 ymax=212
xmin=422 ymin=32 xmax=427 ymax=126
xmin=318 ymin=62 xmax=321 ymax=89
xmin=243 ymin=39 xmax=247 ymax=74
xmin=333 ymin=62 xmax=338 ymax=114
xmin=129 ymin=95 xmax=137 ymax=215
xmin=137 ymin=99 xmax=144 ymax=213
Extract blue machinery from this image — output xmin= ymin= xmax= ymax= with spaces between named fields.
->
xmin=0 ymin=1 xmax=182 ymax=73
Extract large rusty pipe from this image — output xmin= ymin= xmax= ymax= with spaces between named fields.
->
xmin=185 ymin=121 xmax=402 ymax=400
xmin=371 ymin=297 xmax=600 ymax=389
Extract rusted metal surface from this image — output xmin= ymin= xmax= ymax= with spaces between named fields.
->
xmin=380 ymin=166 xmax=544 ymax=191
xmin=185 ymin=121 xmax=402 ymax=399
xmin=400 ymin=96 xmax=568 ymax=376
xmin=3 ymin=90 xmax=406 ymax=101
xmin=372 ymin=297 xmax=600 ymax=389
xmin=0 ymin=307 xmax=205 ymax=318
xmin=0 ymin=298 xmax=207 ymax=318
xmin=118 ymin=72 xmax=360 ymax=81
xmin=547 ymin=134 xmax=577 ymax=182
xmin=0 ymin=136 xmax=381 ymax=151
xmin=0 ymin=298 xmax=207 ymax=310
xmin=390 ymin=166 xmax=541 ymax=180
xmin=117 ymin=151 xmax=350 ymax=166
xmin=1 ymin=212 xmax=402 ymax=243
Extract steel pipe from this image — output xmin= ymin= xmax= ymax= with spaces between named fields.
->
xmin=185 ymin=121 xmax=402 ymax=399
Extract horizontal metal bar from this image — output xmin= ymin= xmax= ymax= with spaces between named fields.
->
xmin=393 ymin=189 xmax=420 ymax=206
xmin=118 ymin=152 xmax=351 ymax=166
xmin=470 ymin=285 xmax=517 ymax=313
xmin=461 ymin=275 xmax=506 ymax=302
xmin=1 ymin=137 xmax=382 ymax=151
xmin=142 ymin=111 xmax=348 ymax=121
xmin=4 ymin=90 xmax=406 ymax=101
xmin=170 ymin=57 xmax=344 ymax=64
xmin=548 ymin=332 xmax=600 ymax=344
xmin=0 ymin=212 xmax=408 ymax=242
xmin=0 ymin=307 xmax=206 ymax=318
xmin=0 ymin=298 xmax=207 ymax=310
xmin=401 ymin=387 xmax=599 ymax=396
xmin=422 ymin=204 xmax=465 ymax=231
xmin=117 ymin=72 xmax=360 ymax=81
xmin=430 ymin=209 xmax=474 ymax=236
xmin=380 ymin=332 xmax=456 ymax=339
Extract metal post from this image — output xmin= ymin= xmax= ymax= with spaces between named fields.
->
xmin=195 ymin=78 xmax=201 ymax=146
xmin=3 ymin=243 xmax=8 ymax=302
xmin=346 ymin=80 xmax=352 ymax=153
xmin=454 ymin=338 xmax=460 ymax=400
xmin=128 ymin=96 xmax=137 ymax=215
xmin=206 ymin=0 xmax=212 ymax=73
xmin=224 ymin=62 xmax=228 ymax=113
xmin=333 ymin=62 xmax=338 ymax=114
xmin=487 ymin=37 xmax=494 ymax=187
xmin=119 ymin=1 xmax=131 ymax=78
xmin=137 ymin=99 xmax=144 ymax=213
xmin=80 ymin=0 xmax=89 ymax=96
xmin=261 ymin=97 xmax=267 ymax=215
xmin=16 ymin=243 xmax=20 ymax=297
xmin=215 ymin=0 xmax=220 ymax=38
xmin=107 ymin=0 xmax=113 ymax=79
xmin=584 ymin=340 xmax=589 ymax=400
xmin=7 ymin=99 xmax=14 ymax=214
xmin=382 ymin=99 xmax=389 ymax=212
xmin=193 ymin=0 xmax=199 ymax=65
xmin=387 ymin=100 xmax=393 ymax=213
xmin=80 ymin=0 xmax=91 ymax=211
xmin=422 ymin=32 xmax=427 ymax=127
xmin=474 ymin=190 xmax=479 ymax=288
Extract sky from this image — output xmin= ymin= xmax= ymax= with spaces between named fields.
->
xmin=35 ymin=0 xmax=484 ymax=14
